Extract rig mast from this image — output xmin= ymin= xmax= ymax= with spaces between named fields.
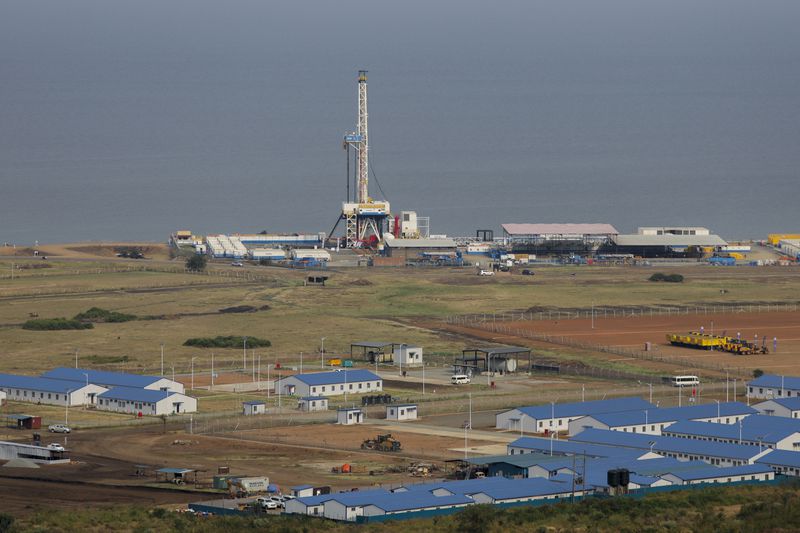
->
xmin=340 ymin=70 xmax=390 ymax=248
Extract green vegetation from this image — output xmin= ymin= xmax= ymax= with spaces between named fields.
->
xmin=114 ymin=246 xmax=145 ymax=259
xmin=84 ymin=354 xmax=131 ymax=365
xmin=753 ymin=368 xmax=764 ymax=378
xmin=21 ymin=318 xmax=93 ymax=331
xmin=8 ymin=481 xmax=800 ymax=532
xmin=649 ymin=272 xmax=685 ymax=283
xmin=183 ymin=335 xmax=271 ymax=349
xmin=185 ymin=254 xmax=208 ymax=271
xmin=73 ymin=307 xmax=137 ymax=323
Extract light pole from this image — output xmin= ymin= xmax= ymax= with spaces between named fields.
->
xmin=738 ymin=419 xmax=743 ymax=444
xmin=267 ymin=363 xmax=271 ymax=399
xmin=82 ymin=373 xmax=89 ymax=407
xmin=252 ymin=350 xmax=256 ymax=382
xmin=160 ymin=343 xmax=165 ymax=377
xmin=714 ymin=399 xmax=720 ymax=421
xmin=469 ymin=393 xmax=473 ymax=432
xmin=243 ymin=337 xmax=247 ymax=371
xmin=422 ymin=363 xmax=425 ymax=395
xmin=320 ymin=337 xmax=326 ymax=369
xmin=581 ymin=384 xmax=585 ymax=402
xmin=191 ymin=357 xmax=197 ymax=391
xmin=257 ymin=355 xmax=261 ymax=390
xmin=551 ymin=401 xmax=556 ymax=433
xmin=520 ymin=413 xmax=524 ymax=437
xmin=300 ymin=352 xmax=303 ymax=374
xmin=65 ymin=389 xmax=72 ymax=425
xmin=591 ymin=300 xmax=595 ymax=330
xmin=648 ymin=383 xmax=653 ymax=404
xmin=550 ymin=431 xmax=555 ymax=456
xmin=726 ymin=370 xmax=730 ymax=402
xmin=211 ymin=352 xmax=215 ymax=389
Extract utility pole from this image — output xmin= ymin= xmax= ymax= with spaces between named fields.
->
xmin=243 ymin=337 xmax=247 ymax=371
xmin=160 ymin=343 xmax=164 ymax=377
xmin=75 ymin=349 xmax=79 ymax=369
xmin=211 ymin=352 xmax=215 ymax=389
xmin=320 ymin=337 xmax=326 ymax=369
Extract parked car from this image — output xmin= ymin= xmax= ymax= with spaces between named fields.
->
xmin=231 ymin=261 xmax=244 ymax=267
xmin=478 ymin=270 xmax=494 ymax=276
xmin=521 ymin=269 xmax=535 ymax=276
xmin=47 ymin=443 xmax=66 ymax=452
xmin=48 ymin=424 xmax=71 ymax=434
xmin=256 ymin=497 xmax=278 ymax=510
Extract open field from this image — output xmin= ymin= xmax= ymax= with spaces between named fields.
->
xmin=503 ymin=310 xmax=800 ymax=373
xmin=0 ymin=251 xmax=799 ymax=515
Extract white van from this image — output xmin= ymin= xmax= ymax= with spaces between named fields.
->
xmin=451 ymin=374 xmax=471 ymax=385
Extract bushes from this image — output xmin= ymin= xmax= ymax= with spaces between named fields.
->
xmin=73 ymin=307 xmax=137 ymax=323
xmin=22 ymin=318 xmax=93 ymax=331
xmin=186 ymin=254 xmax=208 ymax=271
xmin=649 ymin=272 xmax=684 ymax=283
xmin=183 ymin=336 xmax=271 ymax=349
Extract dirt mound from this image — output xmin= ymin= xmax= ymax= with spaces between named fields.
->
xmin=347 ymin=279 xmax=374 ymax=286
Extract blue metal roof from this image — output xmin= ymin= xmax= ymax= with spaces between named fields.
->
xmin=466 ymin=477 xmax=575 ymax=500
xmin=757 ymin=449 xmax=800 ymax=468
xmin=287 ymin=369 xmax=381 ymax=386
xmin=666 ymin=464 xmax=772 ymax=481
xmin=299 ymin=396 xmax=327 ymax=401
xmin=748 ymin=375 xmax=800 ymax=390
xmin=42 ymin=367 xmax=164 ymax=388
xmin=243 ymin=400 xmax=265 ymax=405
xmin=579 ymin=402 xmax=757 ymax=427
xmin=364 ymin=492 xmax=473 ymax=512
xmin=0 ymin=373 xmax=100 ymax=394
xmin=570 ymin=428 xmax=768 ymax=460
xmin=508 ymin=436 xmax=650 ymax=459
xmin=758 ymin=397 xmax=800 ymax=410
xmin=292 ymin=493 xmax=337 ymax=507
xmin=515 ymin=397 xmax=655 ymax=421
xmin=98 ymin=387 xmax=180 ymax=403
xmin=664 ymin=415 xmax=800 ymax=444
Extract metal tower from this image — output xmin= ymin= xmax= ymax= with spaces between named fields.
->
xmin=356 ymin=70 xmax=369 ymax=203
xmin=338 ymin=70 xmax=390 ymax=248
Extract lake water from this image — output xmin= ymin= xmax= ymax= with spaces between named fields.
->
xmin=1 ymin=0 xmax=799 ymax=243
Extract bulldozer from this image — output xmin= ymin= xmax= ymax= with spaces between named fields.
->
xmin=361 ymin=433 xmax=402 ymax=452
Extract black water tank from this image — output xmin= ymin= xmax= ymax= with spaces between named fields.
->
xmin=607 ymin=469 xmax=620 ymax=488
xmin=619 ymin=469 xmax=630 ymax=487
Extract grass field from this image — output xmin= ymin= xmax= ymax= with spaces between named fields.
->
xmin=0 ymin=258 xmax=798 ymax=377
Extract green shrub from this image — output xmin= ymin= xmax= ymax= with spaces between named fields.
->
xmin=753 ymin=369 xmax=764 ymax=378
xmin=183 ymin=336 xmax=271 ymax=349
xmin=74 ymin=307 xmax=137 ymax=323
xmin=0 ymin=513 xmax=14 ymax=533
xmin=22 ymin=318 xmax=93 ymax=331
xmin=185 ymin=254 xmax=208 ymax=271
xmin=649 ymin=273 xmax=684 ymax=283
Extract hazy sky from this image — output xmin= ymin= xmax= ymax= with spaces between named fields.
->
xmin=2 ymin=1 xmax=799 ymax=242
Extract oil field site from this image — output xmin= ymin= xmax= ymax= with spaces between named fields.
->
xmin=1 ymin=249 xmax=800 ymax=528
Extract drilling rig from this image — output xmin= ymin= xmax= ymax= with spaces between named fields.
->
xmin=335 ymin=71 xmax=391 ymax=248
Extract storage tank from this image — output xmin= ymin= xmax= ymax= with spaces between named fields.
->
xmin=607 ymin=469 xmax=620 ymax=488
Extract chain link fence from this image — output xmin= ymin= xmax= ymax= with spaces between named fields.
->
xmin=447 ymin=302 xmax=799 ymax=325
